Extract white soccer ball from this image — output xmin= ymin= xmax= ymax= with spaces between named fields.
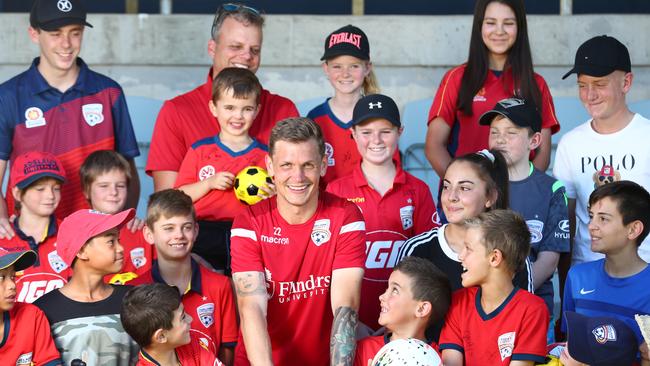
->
xmin=371 ymin=338 xmax=441 ymax=366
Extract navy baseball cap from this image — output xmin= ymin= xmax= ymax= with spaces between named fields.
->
xmin=352 ymin=94 xmax=401 ymax=128
xmin=565 ymin=311 xmax=638 ymax=366
xmin=30 ymin=0 xmax=93 ymax=31
xmin=321 ymin=25 xmax=370 ymax=61
xmin=0 ymin=248 xmax=37 ymax=272
xmin=478 ymin=97 xmax=542 ymax=133
xmin=562 ymin=35 xmax=630 ymax=79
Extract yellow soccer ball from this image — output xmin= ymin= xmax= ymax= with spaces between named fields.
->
xmin=234 ymin=166 xmax=273 ymax=205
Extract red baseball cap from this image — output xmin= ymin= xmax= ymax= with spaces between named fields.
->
xmin=57 ymin=208 xmax=135 ymax=266
xmin=10 ymin=151 xmax=66 ymax=190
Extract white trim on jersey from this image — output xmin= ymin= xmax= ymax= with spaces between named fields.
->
xmin=524 ymin=257 xmax=534 ymax=293
xmin=395 ymin=227 xmax=440 ymax=263
xmin=231 ymin=228 xmax=257 ymax=241
xmin=339 ymin=221 xmax=365 ymax=234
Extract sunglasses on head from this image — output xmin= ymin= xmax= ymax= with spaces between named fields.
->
xmin=212 ymin=3 xmax=261 ymax=38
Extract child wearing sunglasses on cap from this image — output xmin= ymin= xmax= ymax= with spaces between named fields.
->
xmin=0 ymin=248 xmax=62 ymax=366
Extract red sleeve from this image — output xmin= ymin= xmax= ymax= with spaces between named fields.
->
xmin=535 ymin=74 xmax=560 ymax=134
xmin=214 ymin=275 xmax=238 ymax=345
xmin=439 ymin=290 xmax=465 ymax=352
xmin=230 ymin=209 xmax=264 ymax=273
xmin=278 ymin=98 xmax=299 ymax=119
xmin=511 ymin=296 xmax=549 ymax=360
xmin=413 ymin=179 xmax=439 ymax=233
xmin=31 ymin=305 xmax=63 ymax=365
xmin=175 ymin=147 xmax=200 ymax=188
xmin=332 ymin=203 xmax=366 ymax=270
xmin=146 ymin=100 xmax=189 ymax=174
xmin=428 ymin=66 xmax=464 ymax=127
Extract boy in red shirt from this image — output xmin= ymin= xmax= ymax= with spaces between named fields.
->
xmin=175 ymin=67 xmax=271 ymax=273
xmin=440 ymin=209 xmax=549 ymax=365
xmin=121 ymin=283 xmax=223 ymax=366
xmin=0 ymin=151 xmax=69 ymax=303
xmin=80 ymin=150 xmax=153 ymax=283
xmin=127 ymin=189 xmax=237 ymax=366
xmin=354 ymin=256 xmax=450 ymax=366
xmin=0 ymin=248 xmax=62 ymax=366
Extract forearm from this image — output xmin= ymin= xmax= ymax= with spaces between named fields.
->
xmin=532 ymin=252 xmax=559 ymax=290
xmin=178 ymin=179 xmax=213 ymax=202
xmin=218 ymin=346 xmax=234 ymax=366
xmin=152 ymin=170 xmax=178 ymax=192
xmin=425 ymin=118 xmax=452 ymax=178
xmin=126 ymin=160 xmax=141 ymax=210
xmin=240 ymin=304 xmax=273 ymax=366
xmin=330 ymin=306 xmax=358 ymax=366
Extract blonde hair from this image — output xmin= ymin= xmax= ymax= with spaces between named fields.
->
xmin=363 ymin=69 xmax=380 ymax=95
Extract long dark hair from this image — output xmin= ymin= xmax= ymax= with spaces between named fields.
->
xmin=457 ymin=0 xmax=541 ymax=116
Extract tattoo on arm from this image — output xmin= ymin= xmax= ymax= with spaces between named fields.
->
xmin=232 ymin=272 xmax=268 ymax=297
xmin=330 ymin=306 xmax=358 ymax=366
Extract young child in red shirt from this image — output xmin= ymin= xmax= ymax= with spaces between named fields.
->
xmin=0 ymin=151 xmax=69 ymax=303
xmin=440 ymin=209 xmax=549 ymax=365
xmin=175 ymin=67 xmax=271 ymax=273
xmin=121 ymin=283 xmax=223 ymax=366
xmin=0 ymin=248 xmax=62 ymax=366
xmin=354 ymin=256 xmax=450 ymax=366
xmin=127 ymin=189 xmax=238 ymax=366
xmin=80 ymin=150 xmax=153 ymax=284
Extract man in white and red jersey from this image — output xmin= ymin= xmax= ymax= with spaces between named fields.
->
xmin=147 ymin=3 xmax=298 ymax=191
xmin=230 ymin=117 xmax=366 ymax=366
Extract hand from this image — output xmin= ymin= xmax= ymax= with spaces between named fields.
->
xmin=208 ymin=172 xmax=235 ymax=191
xmin=0 ymin=216 xmax=15 ymax=239
xmin=257 ymin=182 xmax=276 ymax=200
xmin=641 ymin=341 xmax=649 ymax=360
xmin=126 ymin=217 xmax=145 ymax=233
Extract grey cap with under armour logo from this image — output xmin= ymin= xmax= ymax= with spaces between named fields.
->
xmin=30 ymin=0 xmax=93 ymax=31
xmin=351 ymin=94 xmax=401 ymax=128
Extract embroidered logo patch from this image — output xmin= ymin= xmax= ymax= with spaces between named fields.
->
xmin=311 ymin=219 xmax=331 ymax=246
xmin=399 ymin=205 xmax=414 ymax=230
xmin=47 ymin=250 xmax=68 ymax=273
xmin=16 ymin=352 xmax=33 ymax=365
xmin=24 ymin=107 xmax=46 ymax=128
xmin=196 ymin=303 xmax=215 ymax=328
xmin=82 ymin=103 xmax=104 ymax=126
xmin=130 ymin=247 xmax=147 ymax=269
xmin=592 ymin=324 xmax=617 ymax=344
xmin=199 ymin=165 xmax=215 ymax=181
xmin=498 ymin=332 xmax=516 ymax=361
xmin=526 ymin=219 xmax=544 ymax=243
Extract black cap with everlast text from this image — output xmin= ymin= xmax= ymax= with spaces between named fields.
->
xmin=562 ymin=35 xmax=630 ymax=79
xmin=321 ymin=24 xmax=370 ymax=61
xmin=479 ymin=97 xmax=541 ymax=133
xmin=352 ymin=94 xmax=401 ymax=128
xmin=30 ymin=0 xmax=93 ymax=31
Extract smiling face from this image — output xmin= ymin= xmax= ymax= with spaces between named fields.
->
xmin=266 ymin=139 xmax=326 ymax=213
xmin=588 ymin=197 xmax=635 ymax=255
xmin=458 ymin=227 xmax=492 ymax=287
xmin=0 ymin=265 xmax=17 ymax=312
xmin=14 ymin=178 xmax=62 ymax=217
xmin=577 ymin=71 xmax=631 ymax=122
xmin=86 ymin=169 xmax=128 ymax=214
xmin=488 ymin=116 xmax=538 ymax=167
xmin=481 ymin=1 xmax=517 ymax=60
xmin=209 ymin=88 xmax=259 ymax=140
xmin=29 ymin=24 xmax=83 ymax=75
xmin=378 ymin=270 xmax=420 ymax=330
xmin=79 ymin=228 xmax=124 ymax=274
xmin=145 ymin=215 xmax=198 ymax=261
xmin=441 ymin=161 xmax=495 ymax=224
xmin=208 ymin=17 xmax=262 ymax=75
xmin=352 ymin=119 xmax=401 ymax=166
xmin=165 ymin=303 xmax=193 ymax=347
xmin=322 ymin=55 xmax=371 ymax=96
